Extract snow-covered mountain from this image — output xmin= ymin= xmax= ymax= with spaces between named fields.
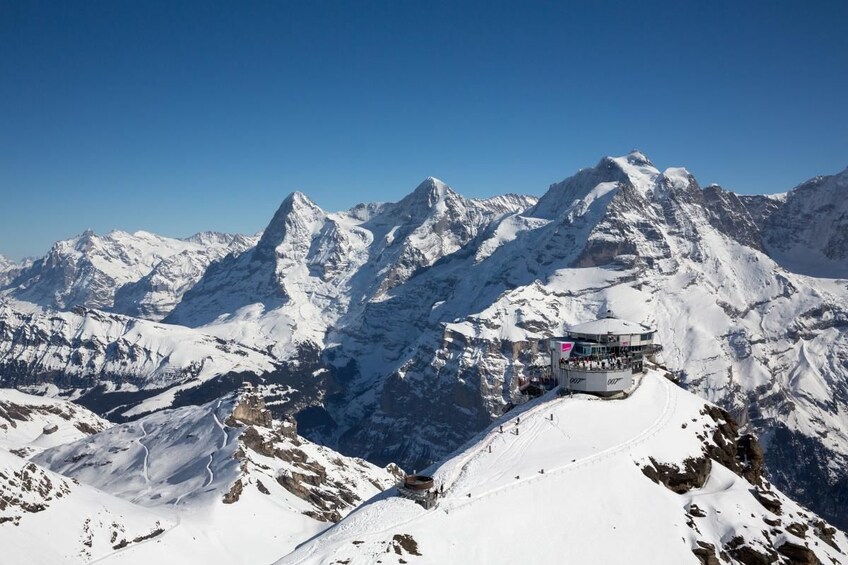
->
xmin=0 ymin=388 xmax=110 ymax=457
xmin=165 ymin=181 xmax=536 ymax=358
xmin=0 ymin=447 xmax=171 ymax=564
xmin=5 ymin=229 xmax=255 ymax=319
xmin=0 ymin=298 xmax=276 ymax=418
xmin=27 ymin=391 xmax=397 ymax=564
xmin=223 ymin=153 xmax=844 ymax=531
xmin=1 ymin=152 xmax=846 ymax=532
xmin=278 ymin=372 xmax=848 ymax=565
xmin=743 ymin=166 xmax=848 ymax=278
xmin=0 ymin=254 xmax=29 ymax=287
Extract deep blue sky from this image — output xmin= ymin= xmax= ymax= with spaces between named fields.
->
xmin=2 ymin=1 xmax=846 ymax=260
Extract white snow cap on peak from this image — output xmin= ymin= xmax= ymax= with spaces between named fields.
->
xmin=273 ymin=191 xmax=324 ymax=220
xmin=609 ymin=151 xmax=660 ymax=195
xmin=418 ymin=176 xmax=450 ymax=195
xmin=286 ymin=190 xmax=317 ymax=207
xmin=662 ymin=167 xmax=694 ymax=190
xmin=624 ymin=149 xmax=653 ymax=166
xmin=255 ymin=191 xmax=325 ymax=253
xmin=402 ymin=176 xmax=456 ymax=207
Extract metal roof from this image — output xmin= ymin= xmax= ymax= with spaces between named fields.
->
xmin=567 ymin=317 xmax=653 ymax=336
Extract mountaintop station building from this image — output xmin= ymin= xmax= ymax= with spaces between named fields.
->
xmin=549 ymin=314 xmax=658 ymax=395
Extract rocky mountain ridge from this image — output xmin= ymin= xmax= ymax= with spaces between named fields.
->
xmin=4 ymin=229 xmax=256 ymax=319
xmin=1 ymin=152 xmax=847 ymax=532
xmin=17 ymin=391 xmax=398 ymax=564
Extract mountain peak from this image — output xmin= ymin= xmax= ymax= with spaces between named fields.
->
xmin=285 ymin=190 xmax=314 ymax=206
xmin=390 ymin=177 xmax=459 ymax=215
xmin=256 ymin=191 xmax=325 ymax=257
xmin=267 ymin=191 xmax=322 ymax=220
xmin=413 ymin=176 xmax=452 ymax=201
xmin=625 ymin=149 xmax=653 ymax=166
xmin=606 ymin=151 xmax=661 ymax=195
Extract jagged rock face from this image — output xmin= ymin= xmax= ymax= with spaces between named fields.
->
xmin=701 ymin=185 xmax=765 ymax=252
xmin=228 ymin=391 xmax=273 ymax=428
xmin=4 ymin=229 xmax=255 ymax=319
xmin=0 ymin=447 xmax=168 ymax=563
xmin=637 ymin=401 xmax=833 ymax=565
xmin=112 ymin=232 xmax=256 ymax=320
xmin=0 ymin=389 xmax=110 ymax=457
xmin=0 ymin=255 xmax=30 ymax=287
xmin=746 ymin=166 xmax=848 ymax=278
xmin=642 ymin=403 xmax=766 ymax=496
xmin=0 ymin=458 xmax=72 ymax=523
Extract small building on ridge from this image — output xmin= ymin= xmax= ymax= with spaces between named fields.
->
xmin=550 ymin=314 xmax=658 ymax=395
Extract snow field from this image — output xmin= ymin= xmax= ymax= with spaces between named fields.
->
xmin=276 ymin=372 xmax=848 ymax=564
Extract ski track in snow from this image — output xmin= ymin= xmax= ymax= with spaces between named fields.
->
xmin=172 ymin=401 xmax=229 ymax=505
xmin=286 ymin=374 xmax=677 ymax=565
xmin=137 ymin=421 xmax=150 ymax=485
xmin=440 ymin=391 xmax=560 ymax=495
xmin=445 ymin=374 xmax=677 ymax=511
xmin=173 ymin=491 xmax=188 ymax=506
xmin=213 ymin=399 xmax=228 ymax=449
xmin=203 ymin=453 xmax=215 ymax=488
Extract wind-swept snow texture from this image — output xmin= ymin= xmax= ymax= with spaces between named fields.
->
xmin=0 ymin=448 xmax=170 ymax=564
xmin=0 ymin=298 xmax=276 ymax=414
xmin=277 ymin=372 xmax=848 ymax=565
xmin=31 ymin=395 xmax=397 ymax=565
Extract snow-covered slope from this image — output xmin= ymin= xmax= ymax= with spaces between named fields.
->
xmin=0 ymin=254 xmax=16 ymax=286
xmin=0 ymin=298 xmax=276 ymax=418
xmin=0 ymin=254 xmax=31 ymax=287
xmin=275 ymin=153 xmax=848 ymax=532
xmin=5 ymin=229 xmax=255 ymax=318
xmin=32 ymin=392 xmax=397 ymax=564
xmin=112 ymin=231 xmax=258 ymax=320
xmin=0 ymin=388 xmax=110 ymax=456
xmin=277 ymin=372 xmax=848 ymax=565
xmin=747 ymin=166 xmax=848 ymax=278
xmin=0 ymin=448 xmax=170 ymax=564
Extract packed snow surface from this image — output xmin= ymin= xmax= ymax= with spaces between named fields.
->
xmin=26 ymin=395 xmax=396 ymax=565
xmin=277 ymin=372 xmax=848 ymax=565
xmin=0 ymin=447 xmax=169 ymax=564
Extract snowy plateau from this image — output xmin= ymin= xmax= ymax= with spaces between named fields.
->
xmin=1 ymin=151 xmax=848 ymax=564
